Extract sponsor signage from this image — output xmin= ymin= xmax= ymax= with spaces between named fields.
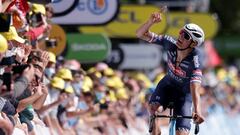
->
xmin=79 ymin=5 xmax=168 ymax=37
xmin=214 ymin=36 xmax=240 ymax=57
xmin=166 ymin=12 xmax=219 ymax=39
xmin=66 ymin=34 xmax=111 ymax=63
xmin=51 ymin=0 xmax=119 ymax=25
xmin=105 ymin=44 xmax=161 ymax=69
xmin=79 ymin=5 xmax=219 ymax=39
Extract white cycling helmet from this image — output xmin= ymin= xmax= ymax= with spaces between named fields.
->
xmin=183 ymin=23 xmax=205 ymax=47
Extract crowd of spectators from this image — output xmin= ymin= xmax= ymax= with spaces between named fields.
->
xmin=0 ymin=0 xmax=239 ymax=135
xmin=0 ymin=1 xmax=150 ymax=134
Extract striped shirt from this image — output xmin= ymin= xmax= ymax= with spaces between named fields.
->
xmin=0 ymin=97 xmax=6 ymax=112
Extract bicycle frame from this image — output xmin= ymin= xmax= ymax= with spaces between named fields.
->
xmin=169 ymin=117 xmax=176 ymax=135
xmin=169 ymin=105 xmax=176 ymax=135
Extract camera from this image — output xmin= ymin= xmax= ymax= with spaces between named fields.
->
xmin=45 ymin=38 xmax=57 ymax=48
xmin=27 ymin=12 xmax=43 ymax=27
xmin=0 ymin=13 xmax=11 ymax=32
xmin=32 ymin=13 xmax=43 ymax=23
xmin=12 ymin=64 xmax=30 ymax=74
xmin=2 ymin=72 xmax=12 ymax=92
xmin=0 ymin=56 xmax=16 ymax=66
xmin=1 ymin=64 xmax=29 ymax=92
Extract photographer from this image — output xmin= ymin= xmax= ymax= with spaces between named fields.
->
xmin=0 ymin=34 xmax=14 ymax=135
xmin=0 ymin=35 xmax=43 ymax=135
xmin=0 ymin=1 xmax=55 ymax=134
xmin=12 ymin=49 xmax=49 ymax=132
xmin=24 ymin=3 xmax=51 ymax=49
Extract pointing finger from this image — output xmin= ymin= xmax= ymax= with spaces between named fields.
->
xmin=159 ymin=5 xmax=168 ymax=13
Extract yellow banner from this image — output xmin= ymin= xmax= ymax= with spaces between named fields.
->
xmin=166 ymin=12 xmax=219 ymax=39
xmin=79 ymin=5 xmax=219 ymax=39
xmin=79 ymin=5 xmax=168 ymax=38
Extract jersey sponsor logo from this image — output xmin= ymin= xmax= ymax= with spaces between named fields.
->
xmin=152 ymin=35 xmax=163 ymax=43
xmin=168 ymin=60 xmax=186 ymax=77
xmin=168 ymin=70 xmax=184 ymax=83
xmin=156 ymin=96 xmax=161 ymax=100
xmin=193 ymin=55 xmax=200 ymax=68
xmin=164 ymin=35 xmax=177 ymax=44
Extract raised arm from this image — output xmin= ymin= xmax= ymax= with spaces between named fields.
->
xmin=32 ymin=85 xmax=48 ymax=110
xmin=136 ymin=12 xmax=162 ymax=42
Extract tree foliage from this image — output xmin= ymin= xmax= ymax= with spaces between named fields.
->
xmin=210 ymin=0 xmax=240 ymax=35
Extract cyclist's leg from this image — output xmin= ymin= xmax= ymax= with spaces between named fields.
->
xmin=149 ymin=104 xmax=164 ymax=135
xmin=176 ymin=130 xmax=189 ymax=135
xmin=175 ymin=93 xmax=192 ymax=135
xmin=149 ymin=76 xmax=170 ymax=135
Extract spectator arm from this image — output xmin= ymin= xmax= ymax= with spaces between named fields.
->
xmin=16 ymin=93 xmax=41 ymax=112
xmin=32 ymin=93 xmax=48 ymax=110
xmin=37 ymin=99 xmax=61 ymax=114
xmin=13 ymin=76 xmax=29 ymax=98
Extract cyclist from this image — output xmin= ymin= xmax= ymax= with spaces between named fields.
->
xmin=136 ymin=12 xmax=205 ymax=135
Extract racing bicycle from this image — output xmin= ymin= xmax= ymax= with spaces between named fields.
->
xmin=149 ymin=102 xmax=199 ymax=135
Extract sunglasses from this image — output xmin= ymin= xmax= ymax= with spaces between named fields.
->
xmin=180 ymin=30 xmax=191 ymax=41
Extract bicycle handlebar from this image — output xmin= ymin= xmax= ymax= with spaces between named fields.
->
xmin=155 ymin=114 xmax=193 ymax=119
xmin=149 ymin=115 xmax=200 ymax=134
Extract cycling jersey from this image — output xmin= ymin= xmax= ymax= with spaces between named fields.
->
xmin=148 ymin=33 xmax=203 ymax=130
xmin=149 ymin=33 xmax=203 ymax=86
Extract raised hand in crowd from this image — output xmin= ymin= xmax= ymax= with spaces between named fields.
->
xmin=41 ymin=14 xmax=49 ymax=29
xmin=13 ymin=43 xmax=32 ymax=63
xmin=17 ymin=84 xmax=43 ymax=113
xmin=23 ymin=64 xmax=35 ymax=83
xmin=15 ymin=47 xmax=25 ymax=63
xmin=0 ymin=112 xmax=14 ymax=135
xmin=41 ymin=83 xmax=48 ymax=95
xmin=32 ymin=82 xmax=49 ymax=110
xmin=41 ymin=50 xmax=50 ymax=70
xmin=33 ymin=85 xmax=43 ymax=97
xmin=0 ymin=0 xmax=14 ymax=13
xmin=13 ymin=113 xmax=28 ymax=135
